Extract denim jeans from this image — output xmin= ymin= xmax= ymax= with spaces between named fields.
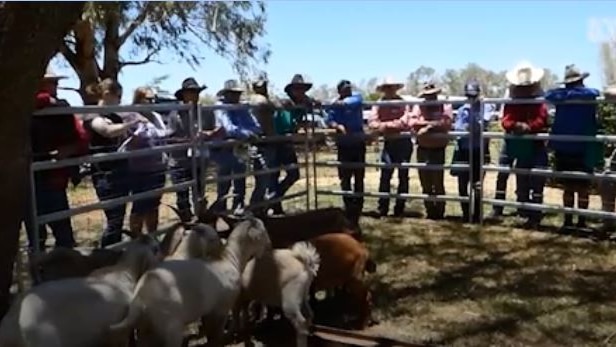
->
xmin=92 ymin=166 xmax=130 ymax=247
xmin=212 ymin=151 xmax=247 ymax=212
xmin=515 ymin=147 xmax=548 ymax=222
xmin=493 ymin=140 xmax=515 ymax=215
xmin=169 ymin=163 xmax=204 ymax=218
xmin=417 ymin=147 xmax=446 ymax=218
xmin=453 ymin=146 xmax=485 ymax=222
xmin=24 ymin=180 xmax=75 ymax=252
xmin=271 ymin=142 xmax=300 ymax=213
xmin=378 ymin=139 xmax=413 ymax=215
xmin=338 ymin=142 xmax=366 ymax=213
xmin=249 ymin=144 xmax=277 ymax=206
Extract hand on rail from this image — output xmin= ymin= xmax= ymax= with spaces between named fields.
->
xmin=335 ymin=124 xmax=346 ymax=134
xmin=513 ymin=122 xmax=530 ymax=134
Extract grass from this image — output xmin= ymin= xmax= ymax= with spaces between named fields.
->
xmin=24 ymin=141 xmax=616 ymax=346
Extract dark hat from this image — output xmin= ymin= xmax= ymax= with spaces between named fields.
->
xmin=218 ymin=79 xmax=244 ymax=95
xmin=559 ymin=64 xmax=590 ymax=85
xmin=337 ymin=79 xmax=352 ymax=91
xmin=284 ymin=74 xmax=313 ymax=94
xmin=252 ymin=76 xmax=268 ymax=89
xmin=174 ymin=77 xmax=207 ymax=99
xmin=464 ymin=80 xmax=481 ymax=97
xmin=417 ymin=81 xmax=442 ymax=97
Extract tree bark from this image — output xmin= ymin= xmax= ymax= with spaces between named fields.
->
xmin=0 ymin=1 xmax=84 ymax=318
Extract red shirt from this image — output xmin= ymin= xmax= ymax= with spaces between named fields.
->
xmin=32 ymin=92 xmax=89 ymax=190
xmin=501 ymin=103 xmax=548 ymax=133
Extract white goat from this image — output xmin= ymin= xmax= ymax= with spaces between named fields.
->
xmin=0 ymin=235 xmax=160 ymax=347
xmin=235 ymin=241 xmax=320 ymax=347
xmin=109 ymin=217 xmax=271 ymax=347
xmin=165 ymin=224 xmax=224 ymax=261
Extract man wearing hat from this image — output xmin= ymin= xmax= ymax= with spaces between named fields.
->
xmin=368 ymin=77 xmax=413 ymax=217
xmin=25 ymin=67 xmax=88 ymax=251
xmin=408 ymin=81 xmax=453 ymax=220
xmin=546 ymin=65 xmax=601 ymax=231
xmin=168 ymin=77 xmax=208 ymax=221
xmin=269 ymin=74 xmax=316 ymax=214
xmin=211 ymin=79 xmax=262 ymax=213
xmin=325 ymin=79 xmax=365 ymax=226
xmin=501 ymin=62 xmax=549 ymax=229
xmin=451 ymin=80 xmax=493 ymax=223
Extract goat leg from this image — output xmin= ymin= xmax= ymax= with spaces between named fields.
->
xmin=202 ymin=313 xmax=228 ymax=347
xmin=346 ymin=278 xmax=372 ymax=330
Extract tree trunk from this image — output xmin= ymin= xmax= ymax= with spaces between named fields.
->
xmin=0 ymin=1 xmax=84 ymax=318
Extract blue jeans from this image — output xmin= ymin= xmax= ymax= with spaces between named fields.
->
xmin=169 ymin=162 xmax=205 ymax=219
xmin=130 ymin=169 xmax=167 ymax=215
xmin=493 ymin=140 xmax=515 ymax=215
xmin=378 ymin=139 xmax=413 ymax=214
xmin=515 ymin=147 xmax=548 ymax=222
xmin=250 ymin=144 xmax=277 ymax=206
xmin=212 ymin=151 xmax=247 ymax=212
xmin=92 ymin=166 xmax=130 ymax=247
xmin=338 ymin=142 xmax=366 ymax=212
xmin=24 ymin=179 xmax=75 ymax=251
xmin=271 ymin=142 xmax=300 ymax=213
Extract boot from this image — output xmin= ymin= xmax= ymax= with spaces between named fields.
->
xmin=461 ymin=203 xmax=470 ymax=222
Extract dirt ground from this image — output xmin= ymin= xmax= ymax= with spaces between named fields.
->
xmin=21 ymin=144 xmax=616 ymax=346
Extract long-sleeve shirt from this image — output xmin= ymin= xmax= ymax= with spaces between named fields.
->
xmin=214 ymin=101 xmax=262 ymax=140
xmin=249 ymin=94 xmax=277 ymax=136
xmin=408 ymin=104 xmax=453 ymax=148
xmin=545 ymin=86 xmax=600 ymax=154
xmin=367 ymin=95 xmax=410 ymax=133
xmin=501 ymin=104 xmax=548 ymax=133
xmin=454 ymin=103 xmax=493 ymax=149
xmin=325 ymin=93 xmax=364 ymax=146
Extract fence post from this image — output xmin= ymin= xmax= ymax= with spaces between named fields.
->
xmin=190 ymin=104 xmax=201 ymax=216
xmin=311 ymin=108 xmax=320 ymax=210
xmin=478 ymin=103 xmax=485 ymax=225
xmin=27 ymin=160 xmax=41 ymax=284
xmin=303 ymin=107 xmax=312 ymax=211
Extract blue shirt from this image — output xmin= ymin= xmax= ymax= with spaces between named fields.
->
xmin=545 ymin=86 xmax=600 ymax=154
xmin=325 ymin=93 xmax=364 ymax=146
xmin=214 ymin=101 xmax=262 ymax=140
xmin=454 ymin=102 xmax=493 ymax=149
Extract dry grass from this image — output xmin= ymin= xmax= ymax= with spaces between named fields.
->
xmin=27 ymin=142 xmax=616 ymax=346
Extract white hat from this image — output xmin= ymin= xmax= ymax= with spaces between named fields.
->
xmin=376 ymin=76 xmax=404 ymax=92
xmin=505 ymin=61 xmax=545 ymax=86
xmin=42 ymin=66 xmax=67 ymax=80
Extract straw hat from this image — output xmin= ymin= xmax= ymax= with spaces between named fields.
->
xmin=559 ymin=64 xmax=590 ymax=85
xmin=376 ymin=77 xmax=404 ymax=92
xmin=218 ymin=79 xmax=244 ymax=95
xmin=505 ymin=61 xmax=545 ymax=86
xmin=284 ymin=74 xmax=313 ymax=94
xmin=42 ymin=66 xmax=67 ymax=81
xmin=417 ymin=81 xmax=442 ymax=97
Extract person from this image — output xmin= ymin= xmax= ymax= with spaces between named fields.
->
xmin=490 ymin=87 xmax=515 ymax=218
xmin=325 ymin=80 xmax=365 ymax=226
xmin=249 ymin=76 xmax=278 ymax=211
xmin=271 ymin=74 xmax=314 ymax=214
xmin=451 ymin=81 xmax=492 ymax=223
xmin=119 ymin=87 xmax=171 ymax=235
xmin=168 ymin=77 xmax=207 ymax=221
xmin=82 ymin=79 xmax=147 ymax=247
xmin=26 ymin=67 xmax=88 ymax=251
xmin=501 ymin=62 xmax=548 ymax=229
xmin=211 ymin=79 xmax=262 ymax=213
xmin=408 ymin=82 xmax=453 ymax=220
xmin=600 ymin=86 xmax=616 ymax=233
xmin=367 ymin=77 xmax=412 ymax=217
xmin=545 ymin=65 xmax=601 ymax=231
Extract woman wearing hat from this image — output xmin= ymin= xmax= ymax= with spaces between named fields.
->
xmin=501 ymin=62 xmax=549 ymax=229
xmin=408 ymin=81 xmax=453 ymax=220
xmin=26 ymin=67 xmax=88 ymax=251
xmin=451 ymin=80 xmax=493 ymax=223
xmin=167 ymin=77 xmax=207 ymax=221
xmin=210 ymin=79 xmax=262 ymax=213
xmin=545 ymin=64 xmax=601 ymax=231
xmin=368 ymin=77 xmax=413 ymax=217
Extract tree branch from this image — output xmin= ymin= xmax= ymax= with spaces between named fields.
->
xmin=58 ymin=86 xmax=81 ymax=93
xmin=117 ymin=2 xmax=153 ymax=47
xmin=58 ymin=41 xmax=80 ymax=76
xmin=119 ymin=51 xmax=159 ymax=68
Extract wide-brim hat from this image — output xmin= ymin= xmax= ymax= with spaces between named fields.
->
xmin=376 ymin=76 xmax=404 ymax=92
xmin=42 ymin=66 xmax=67 ymax=81
xmin=417 ymin=81 xmax=442 ymax=97
xmin=174 ymin=77 xmax=207 ymax=99
xmin=505 ymin=61 xmax=545 ymax=86
xmin=559 ymin=64 xmax=590 ymax=85
xmin=284 ymin=74 xmax=313 ymax=94
xmin=218 ymin=79 xmax=244 ymax=95
xmin=252 ymin=76 xmax=268 ymax=89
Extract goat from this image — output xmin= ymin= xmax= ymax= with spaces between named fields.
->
xmin=235 ymin=241 xmax=320 ymax=347
xmin=310 ymin=232 xmax=375 ymax=330
xmin=0 ymin=235 xmax=160 ymax=347
xmin=109 ymin=216 xmax=271 ymax=347
xmin=32 ymin=247 xmax=123 ymax=283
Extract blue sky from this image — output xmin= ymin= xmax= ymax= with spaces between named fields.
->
xmin=55 ymin=0 xmax=615 ymax=105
